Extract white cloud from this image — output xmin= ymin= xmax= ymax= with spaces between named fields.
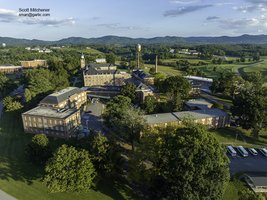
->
xmin=164 ymin=4 xmax=213 ymax=17
xmin=0 ymin=8 xmax=17 ymax=22
xmin=216 ymin=16 xmax=267 ymax=34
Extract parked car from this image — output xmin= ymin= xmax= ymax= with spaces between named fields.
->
xmin=237 ymin=146 xmax=249 ymax=157
xmin=248 ymin=148 xmax=258 ymax=156
xmin=259 ymin=148 xmax=267 ymax=156
xmin=227 ymin=146 xmax=237 ymax=156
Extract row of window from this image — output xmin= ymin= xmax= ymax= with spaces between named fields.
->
xmin=24 ymin=116 xmax=63 ymax=125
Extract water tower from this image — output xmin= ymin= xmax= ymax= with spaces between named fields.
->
xmin=2 ymin=43 xmax=6 ymax=48
xmin=136 ymin=44 xmax=141 ymax=69
xmin=80 ymin=53 xmax=85 ymax=69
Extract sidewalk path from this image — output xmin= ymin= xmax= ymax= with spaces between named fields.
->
xmin=0 ymin=190 xmax=17 ymax=200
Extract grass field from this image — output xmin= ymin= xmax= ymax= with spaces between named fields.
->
xmin=210 ymin=127 xmax=267 ymax=148
xmin=0 ymin=113 xmax=133 ymax=200
xmin=144 ymin=64 xmax=182 ymax=76
xmin=223 ymin=179 xmax=248 ymax=200
xmin=159 ymin=56 xmax=267 ymax=86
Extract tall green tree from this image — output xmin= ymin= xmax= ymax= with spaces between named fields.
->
xmin=162 ymin=75 xmax=191 ymax=100
xmin=78 ymin=132 xmax=122 ymax=175
xmin=26 ymin=134 xmax=52 ymax=165
xmin=44 ymin=145 xmax=96 ymax=193
xmin=2 ymin=96 xmax=23 ymax=112
xmin=140 ymin=124 xmax=230 ymax=199
xmin=120 ymin=83 xmax=136 ymax=102
xmin=103 ymin=95 xmax=145 ymax=151
xmin=142 ymin=95 xmax=157 ymax=114
xmin=231 ymin=85 xmax=267 ymax=137
xmin=0 ymin=73 xmax=8 ymax=95
xmin=106 ymin=53 xmax=116 ymax=64
xmin=243 ymin=71 xmax=263 ymax=87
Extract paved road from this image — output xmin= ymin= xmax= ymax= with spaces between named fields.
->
xmin=229 ymin=154 xmax=267 ymax=175
xmin=0 ymin=190 xmax=17 ymax=200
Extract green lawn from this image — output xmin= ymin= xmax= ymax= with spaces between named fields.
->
xmin=210 ymin=127 xmax=267 ymax=148
xmin=0 ymin=113 xmax=132 ymax=200
xmin=144 ymin=64 xmax=182 ymax=76
xmin=223 ymin=180 xmax=239 ymax=200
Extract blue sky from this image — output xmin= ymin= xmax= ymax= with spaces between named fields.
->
xmin=0 ymin=0 xmax=267 ymax=40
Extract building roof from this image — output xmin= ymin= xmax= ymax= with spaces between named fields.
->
xmin=185 ymin=98 xmax=213 ymax=110
xmin=0 ymin=65 xmax=22 ymax=69
xmin=144 ymin=108 xmax=228 ymax=125
xmin=184 ymin=75 xmax=213 ymax=83
xmin=22 ymin=106 xmax=79 ymax=119
xmin=244 ymin=174 xmax=267 ymax=187
xmin=132 ymin=69 xmax=153 ymax=79
xmin=83 ymin=63 xmax=119 ymax=75
xmin=144 ymin=112 xmax=179 ymax=124
xmin=125 ymin=78 xmax=152 ymax=92
xmin=40 ymin=87 xmax=83 ymax=105
xmin=174 ymin=109 xmax=228 ymax=120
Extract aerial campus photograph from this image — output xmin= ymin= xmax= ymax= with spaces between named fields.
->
xmin=0 ymin=0 xmax=267 ymax=200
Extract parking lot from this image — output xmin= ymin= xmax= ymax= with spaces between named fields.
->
xmin=229 ymin=150 xmax=267 ymax=175
xmin=81 ymin=100 xmax=105 ymax=134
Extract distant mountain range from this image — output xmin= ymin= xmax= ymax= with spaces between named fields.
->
xmin=2 ymin=34 xmax=267 ymax=46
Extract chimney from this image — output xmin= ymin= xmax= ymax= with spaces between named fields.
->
xmin=155 ymin=55 xmax=158 ymax=73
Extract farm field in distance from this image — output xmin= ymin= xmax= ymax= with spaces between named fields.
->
xmin=143 ymin=55 xmax=267 ymax=86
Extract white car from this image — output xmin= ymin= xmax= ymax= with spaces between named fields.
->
xmin=259 ymin=148 xmax=267 ymax=156
xmin=248 ymin=148 xmax=258 ymax=156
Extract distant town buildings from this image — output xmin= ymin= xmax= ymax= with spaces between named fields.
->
xmin=22 ymin=87 xmax=86 ymax=138
xmin=25 ymin=47 xmax=53 ymax=53
xmin=20 ymin=59 xmax=48 ymax=69
xmin=0 ymin=64 xmax=22 ymax=74
xmin=178 ymin=49 xmax=200 ymax=56
xmin=95 ymin=58 xmax=106 ymax=63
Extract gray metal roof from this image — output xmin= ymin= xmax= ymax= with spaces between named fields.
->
xmin=174 ymin=109 xmax=228 ymax=120
xmin=40 ymin=87 xmax=83 ymax=105
xmin=185 ymin=99 xmax=213 ymax=110
xmin=251 ymin=177 xmax=267 ymax=187
xmin=83 ymin=63 xmax=119 ymax=75
xmin=144 ymin=112 xmax=179 ymax=124
xmin=144 ymin=108 xmax=228 ymax=125
xmin=22 ymin=106 xmax=79 ymax=119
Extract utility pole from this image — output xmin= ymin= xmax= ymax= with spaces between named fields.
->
xmin=155 ymin=55 xmax=158 ymax=73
